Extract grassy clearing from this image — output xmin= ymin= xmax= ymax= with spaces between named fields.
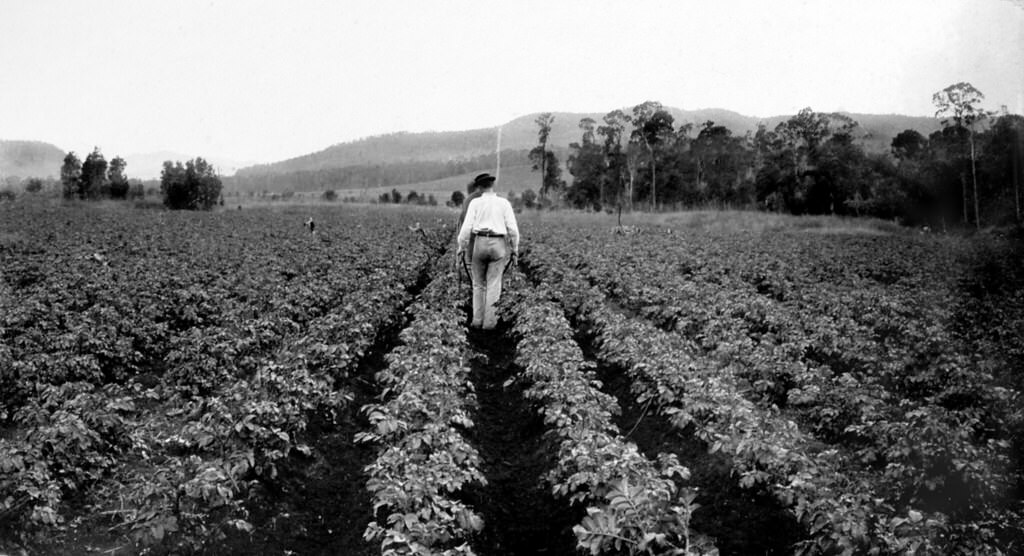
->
xmin=517 ymin=208 xmax=907 ymax=235
xmin=221 ymin=202 xmax=907 ymax=237
xmin=4 ymin=191 xmax=908 ymax=237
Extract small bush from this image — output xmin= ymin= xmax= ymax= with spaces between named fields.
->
xmin=449 ymin=190 xmax=465 ymax=207
xmin=24 ymin=178 xmax=44 ymax=194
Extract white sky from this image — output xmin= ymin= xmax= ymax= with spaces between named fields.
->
xmin=1 ymin=0 xmax=1022 ymax=163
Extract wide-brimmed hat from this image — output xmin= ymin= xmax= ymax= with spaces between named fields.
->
xmin=473 ymin=173 xmax=496 ymax=187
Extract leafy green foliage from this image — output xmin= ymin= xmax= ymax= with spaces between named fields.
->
xmin=160 ymin=157 xmax=223 ymax=210
xmin=108 ymin=156 xmax=130 ymax=199
xmin=0 ymin=205 xmax=436 ymax=551
xmin=357 ymin=254 xmax=486 ymax=555
xmin=523 ymin=223 xmax=1022 ymax=554
xmin=507 ymin=287 xmax=716 ymax=555
xmin=60 ymin=151 xmax=82 ymax=199
xmin=560 ymin=98 xmax=1022 ymax=225
xmin=80 ymin=147 xmax=108 ymax=200
xmin=3 ymin=201 xmax=1020 ymax=554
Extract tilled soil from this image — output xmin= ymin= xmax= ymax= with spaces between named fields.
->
xmin=581 ymin=332 xmax=807 ymax=556
xmin=461 ymin=324 xmax=581 ymax=555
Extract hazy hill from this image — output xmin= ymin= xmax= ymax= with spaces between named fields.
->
xmin=337 ymin=163 xmax=540 ymax=203
xmin=237 ymin=129 xmax=501 ymax=178
xmin=122 ymin=151 xmax=255 ymax=180
xmin=0 ymin=142 xmax=251 ymax=183
xmin=0 ymin=140 xmax=65 ymax=180
xmin=236 ymin=107 xmax=941 ymax=180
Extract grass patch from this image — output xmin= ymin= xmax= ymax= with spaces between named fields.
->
xmin=516 ymin=208 xmax=905 ymax=235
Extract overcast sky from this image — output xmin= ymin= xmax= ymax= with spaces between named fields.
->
xmin=2 ymin=0 xmax=1022 ymax=164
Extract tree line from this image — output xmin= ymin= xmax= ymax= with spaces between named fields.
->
xmin=60 ymin=148 xmax=139 ymax=200
xmin=376 ymin=189 xmax=440 ymax=206
xmin=527 ymin=83 xmax=1021 ymax=227
xmin=54 ymin=147 xmax=223 ymax=210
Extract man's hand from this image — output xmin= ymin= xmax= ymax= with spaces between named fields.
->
xmin=509 ymin=251 xmax=519 ymax=270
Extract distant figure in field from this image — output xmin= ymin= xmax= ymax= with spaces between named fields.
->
xmin=457 ymin=173 xmax=519 ymax=330
xmin=306 ymin=217 xmax=315 ymax=234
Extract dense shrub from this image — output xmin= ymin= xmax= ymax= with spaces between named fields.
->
xmin=160 ymin=158 xmax=223 ymax=210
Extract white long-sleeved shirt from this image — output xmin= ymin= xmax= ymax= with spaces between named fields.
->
xmin=457 ymin=192 xmax=519 ymax=253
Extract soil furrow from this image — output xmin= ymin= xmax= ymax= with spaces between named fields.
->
xmin=519 ymin=256 xmax=804 ymax=555
xmin=461 ymin=319 xmax=579 ymax=555
xmin=220 ymin=255 xmax=440 ymax=555
xmin=567 ymin=314 xmax=805 ymax=556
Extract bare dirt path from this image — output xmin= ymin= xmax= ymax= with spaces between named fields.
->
xmin=461 ymin=322 xmax=580 ymax=555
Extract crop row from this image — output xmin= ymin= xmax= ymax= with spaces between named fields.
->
xmin=506 ymin=284 xmax=717 ymax=555
xmin=0 ymin=206 xmax=440 ymax=551
xmin=106 ymin=264 xmax=418 ymax=550
xmin=524 ymin=227 xmax=1021 ymax=553
xmin=523 ymin=246 xmax=999 ymax=555
xmin=356 ymin=256 xmax=485 ymax=556
xmin=566 ymin=235 xmax=1016 ymax=498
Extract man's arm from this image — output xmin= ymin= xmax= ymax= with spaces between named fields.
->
xmin=457 ymin=201 xmax=477 ymax=252
xmin=504 ymin=200 xmax=520 ymax=253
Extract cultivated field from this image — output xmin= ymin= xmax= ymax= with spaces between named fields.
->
xmin=1 ymin=202 xmax=1021 ymax=555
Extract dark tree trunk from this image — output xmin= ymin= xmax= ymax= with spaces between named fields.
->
xmin=961 ymin=172 xmax=969 ymax=224
xmin=1014 ymin=134 xmax=1022 ymax=223
xmin=970 ymin=131 xmax=980 ymax=230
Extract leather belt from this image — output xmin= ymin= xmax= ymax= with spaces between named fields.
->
xmin=473 ymin=231 xmax=505 ymax=238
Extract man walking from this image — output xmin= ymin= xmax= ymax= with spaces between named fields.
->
xmin=457 ymin=173 xmax=519 ymax=330
xmin=456 ymin=176 xmax=485 ymax=270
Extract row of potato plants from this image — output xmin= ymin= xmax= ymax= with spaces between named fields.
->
xmin=123 ymin=215 xmax=443 ymax=551
xmin=505 ymin=284 xmax=718 ymax=555
xmin=523 ymin=245 xmax=979 ymax=555
xmin=110 ymin=267 xmax=418 ymax=551
xmin=0 ymin=206 xmax=438 ymax=551
xmin=717 ymin=235 xmax=1022 ymax=544
xmin=356 ymin=257 xmax=486 ymax=556
xmin=1 ymin=210 xmax=293 ymax=541
xmin=525 ymin=226 xmax=1021 ymax=552
xmin=569 ymin=233 xmax=1016 ymax=476
xmin=953 ymin=237 xmax=1024 ymax=470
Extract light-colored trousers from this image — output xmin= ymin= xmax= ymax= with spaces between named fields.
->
xmin=470 ymin=236 xmax=508 ymax=329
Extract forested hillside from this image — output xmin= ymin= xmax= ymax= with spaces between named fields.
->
xmin=229 ymin=107 xmax=939 ymax=195
xmin=496 ymin=109 xmax=939 ymax=157
xmin=552 ymin=92 xmax=1020 ymax=227
xmin=229 ymin=149 xmax=534 ymax=194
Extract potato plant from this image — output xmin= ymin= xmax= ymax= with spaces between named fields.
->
xmin=357 ymin=256 xmax=486 ymax=555
xmin=523 ymin=227 xmax=1021 ymax=555
xmin=507 ymin=286 xmax=717 ymax=555
xmin=2 ymin=203 xmax=1019 ymax=555
xmin=0 ymin=206 xmax=437 ymax=551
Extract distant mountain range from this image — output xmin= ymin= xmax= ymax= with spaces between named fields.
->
xmin=2 ymin=107 xmax=942 ymax=186
xmin=236 ymin=107 xmax=942 ymax=179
